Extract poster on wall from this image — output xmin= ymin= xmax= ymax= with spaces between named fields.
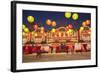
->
xmin=11 ymin=1 xmax=98 ymax=72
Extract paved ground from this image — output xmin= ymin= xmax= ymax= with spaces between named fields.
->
xmin=23 ymin=52 xmax=91 ymax=63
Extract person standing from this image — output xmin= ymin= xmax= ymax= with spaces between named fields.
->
xmin=36 ymin=44 xmax=41 ymax=58
xmin=61 ymin=43 xmax=65 ymax=52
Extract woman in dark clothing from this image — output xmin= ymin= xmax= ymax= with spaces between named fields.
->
xmin=36 ymin=44 xmax=41 ymax=58
xmin=65 ymin=45 xmax=69 ymax=54
xmin=49 ymin=46 xmax=53 ymax=53
xmin=81 ymin=43 xmax=87 ymax=52
xmin=61 ymin=43 xmax=65 ymax=52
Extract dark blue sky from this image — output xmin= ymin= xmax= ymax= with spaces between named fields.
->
xmin=23 ymin=10 xmax=91 ymax=31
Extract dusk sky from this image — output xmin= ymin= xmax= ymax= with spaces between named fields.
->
xmin=23 ymin=10 xmax=91 ymax=31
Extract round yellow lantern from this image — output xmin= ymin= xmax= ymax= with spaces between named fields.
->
xmin=72 ymin=13 xmax=79 ymax=20
xmin=24 ymin=27 xmax=29 ymax=33
xmin=27 ymin=16 xmax=34 ymax=23
xmin=65 ymin=12 xmax=71 ymax=19
xmin=68 ymin=29 xmax=73 ymax=35
xmin=22 ymin=24 xmax=26 ymax=29
xmin=51 ymin=28 xmax=56 ymax=33
xmin=46 ymin=19 xmax=51 ymax=25
xmin=79 ymin=26 xmax=84 ymax=32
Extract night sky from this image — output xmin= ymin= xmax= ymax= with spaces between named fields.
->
xmin=23 ymin=10 xmax=91 ymax=31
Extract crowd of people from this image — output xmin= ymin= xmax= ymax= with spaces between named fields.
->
xmin=23 ymin=42 xmax=91 ymax=58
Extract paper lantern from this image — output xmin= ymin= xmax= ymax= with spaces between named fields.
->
xmin=67 ymin=29 xmax=73 ymax=36
xmin=46 ymin=19 xmax=51 ymax=25
xmin=22 ymin=24 xmax=26 ymax=29
xmin=72 ymin=13 xmax=78 ymax=20
xmin=51 ymin=28 xmax=56 ymax=33
xmin=82 ymin=21 xmax=86 ymax=27
xmin=65 ymin=12 xmax=71 ymax=19
xmin=24 ymin=27 xmax=29 ymax=33
xmin=86 ymin=20 xmax=90 ymax=25
xmin=33 ymin=24 xmax=38 ymax=30
xmin=52 ymin=21 xmax=56 ymax=27
xmin=80 ymin=26 xmax=84 ymax=32
xmin=69 ymin=29 xmax=73 ymax=33
xmin=27 ymin=16 xmax=34 ymax=23
xmin=68 ymin=24 xmax=73 ymax=29
xmin=40 ymin=27 xmax=44 ymax=31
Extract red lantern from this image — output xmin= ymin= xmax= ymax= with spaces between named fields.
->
xmin=33 ymin=24 xmax=38 ymax=30
xmin=68 ymin=24 xmax=73 ymax=29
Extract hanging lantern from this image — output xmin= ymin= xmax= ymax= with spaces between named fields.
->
xmin=24 ymin=27 xmax=29 ymax=33
xmin=27 ymin=16 xmax=34 ymax=23
xmin=65 ymin=12 xmax=71 ymax=19
xmin=86 ymin=20 xmax=91 ymax=25
xmin=46 ymin=19 xmax=51 ymax=25
xmin=51 ymin=28 xmax=56 ymax=33
xmin=22 ymin=24 xmax=26 ymax=29
xmin=52 ymin=21 xmax=56 ymax=27
xmin=33 ymin=24 xmax=38 ymax=30
xmin=66 ymin=30 xmax=70 ymax=36
xmin=40 ymin=27 xmax=44 ymax=31
xmin=72 ymin=13 xmax=79 ymax=20
xmin=68 ymin=24 xmax=73 ymax=29
xmin=79 ymin=26 xmax=84 ymax=32
xmin=82 ymin=21 xmax=86 ymax=27
xmin=69 ymin=29 xmax=73 ymax=34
